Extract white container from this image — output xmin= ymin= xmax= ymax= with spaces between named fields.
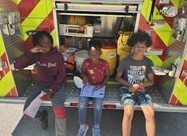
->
xmin=75 ymin=50 xmax=89 ymax=72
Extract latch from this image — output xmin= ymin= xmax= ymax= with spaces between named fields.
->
xmin=168 ymin=64 xmax=177 ymax=77
xmin=152 ymin=64 xmax=177 ymax=77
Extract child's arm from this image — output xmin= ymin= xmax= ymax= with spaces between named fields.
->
xmin=115 ymin=72 xmax=130 ymax=87
xmin=13 ymin=50 xmax=37 ymax=70
xmin=102 ymin=68 xmax=110 ymax=86
xmin=137 ymin=73 xmax=154 ymax=91
xmin=81 ymin=68 xmax=89 ymax=85
xmin=129 ymin=73 xmax=154 ymax=92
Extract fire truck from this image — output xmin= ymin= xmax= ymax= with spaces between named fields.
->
xmin=0 ymin=0 xmax=187 ymax=113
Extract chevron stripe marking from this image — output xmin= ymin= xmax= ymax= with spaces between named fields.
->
xmin=0 ymin=71 xmax=15 ymax=96
xmin=18 ymin=0 xmax=40 ymax=22
xmin=35 ymin=11 xmax=54 ymax=32
xmin=13 ymin=0 xmax=21 ymax=5
xmin=173 ymin=78 xmax=187 ymax=105
xmin=50 ymin=29 xmax=57 ymax=47
xmin=22 ymin=11 xmax=54 ymax=49
xmin=175 ymin=99 xmax=182 ymax=105
xmin=169 ymin=95 xmax=177 ymax=104
xmin=5 ymin=87 xmax=18 ymax=97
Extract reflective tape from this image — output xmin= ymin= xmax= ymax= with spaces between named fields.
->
xmin=173 ymin=78 xmax=187 ymax=105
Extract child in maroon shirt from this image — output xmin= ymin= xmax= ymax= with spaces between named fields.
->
xmin=11 ymin=31 xmax=67 ymax=136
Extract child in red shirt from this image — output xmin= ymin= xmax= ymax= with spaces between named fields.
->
xmin=77 ymin=39 xmax=110 ymax=136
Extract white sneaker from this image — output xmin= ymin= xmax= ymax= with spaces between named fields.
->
xmin=77 ymin=124 xmax=89 ymax=136
xmin=92 ymin=127 xmax=101 ymax=136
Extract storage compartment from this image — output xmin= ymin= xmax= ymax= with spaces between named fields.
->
xmin=53 ymin=1 xmax=142 ymax=75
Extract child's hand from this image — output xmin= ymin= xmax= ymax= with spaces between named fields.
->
xmin=82 ymin=76 xmax=89 ymax=85
xmin=31 ymin=46 xmax=46 ymax=53
xmin=94 ymin=85 xmax=103 ymax=90
xmin=137 ymin=86 xmax=145 ymax=92
xmin=40 ymin=91 xmax=53 ymax=100
xmin=128 ymin=84 xmax=140 ymax=93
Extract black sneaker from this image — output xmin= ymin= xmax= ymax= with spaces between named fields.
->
xmin=40 ymin=110 xmax=48 ymax=130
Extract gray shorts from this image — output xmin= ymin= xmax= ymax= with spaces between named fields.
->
xmin=119 ymin=86 xmax=153 ymax=106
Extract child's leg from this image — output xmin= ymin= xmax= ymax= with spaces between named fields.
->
xmin=92 ymin=98 xmax=103 ymax=128
xmin=138 ymin=92 xmax=155 ymax=136
xmin=122 ymin=105 xmax=135 ymax=136
xmin=119 ymin=86 xmax=135 ymax=136
xmin=78 ymin=96 xmax=90 ymax=125
xmin=24 ymin=84 xmax=46 ymax=117
xmin=141 ymin=106 xmax=155 ymax=136
xmin=24 ymin=84 xmax=42 ymax=110
xmin=51 ymin=85 xmax=66 ymax=136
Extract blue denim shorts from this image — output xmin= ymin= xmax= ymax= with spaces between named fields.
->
xmin=119 ymin=86 xmax=153 ymax=106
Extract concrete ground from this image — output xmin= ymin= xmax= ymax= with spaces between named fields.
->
xmin=0 ymin=103 xmax=23 ymax=136
xmin=1 ymin=103 xmax=187 ymax=136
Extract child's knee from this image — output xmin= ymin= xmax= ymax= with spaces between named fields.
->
xmin=145 ymin=109 xmax=155 ymax=120
xmin=123 ymin=107 xmax=134 ymax=119
xmin=94 ymin=103 xmax=102 ymax=111
xmin=78 ymin=101 xmax=87 ymax=109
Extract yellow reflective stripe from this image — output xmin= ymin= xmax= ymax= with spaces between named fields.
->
xmin=21 ymin=19 xmax=45 ymax=40
xmin=50 ymin=30 xmax=57 ymax=47
xmin=179 ymin=0 xmax=187 ymax=8
xmin=0 ymin=71 xmax=15 ymax=96
xmin=168 ymin=36 xmax=177 ymax=45
xmin=152 ymin=7 xmax=162 ymax=20
xmin=21 ymin=0 xmax=53 ymax=41
xmin=154 ymin=30 xmax=172 ymax=46
xmin=146 ymin=55 xmax=163 ymax=67
xmin=0 ymin=32 xmax=5 ymax=56
xmin=141 ymin=0 xmax=152 ymax=21
xmin=171 ymin=0 xmax=179 ymax=7
xmin=152 ymin=23 xmax=171 ymax=31
xmin=13 ymin=0 xmax=21 ymax=5
xmin=21 ymin=0 xmax=51 ymax=25
xmin=25 ymin=0 xmax=49 ymax=19
xmin=173 ymin=79 xmax=187 ymax=105
xmin=46 ymin=0 xmax=53 ymax=11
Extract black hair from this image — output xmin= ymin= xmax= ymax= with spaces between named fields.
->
xmin=32 ymin=31 xmax=53 ymax=46
xmin=127 ymin=32 xmax=152 ymax=47
xmin=88 ymin=39 xmax=102 ymax=50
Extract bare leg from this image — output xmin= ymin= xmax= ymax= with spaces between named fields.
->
xmin=122 ymin=105 xmax=135 ymax=136
xmin=141 ymin=106 xmax=155 ymax=136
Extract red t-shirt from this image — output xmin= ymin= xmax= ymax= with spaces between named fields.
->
xmin=82 ymin=58 xmax=109 ymax=85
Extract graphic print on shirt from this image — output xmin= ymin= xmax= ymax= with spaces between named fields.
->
xmin=127 ymin=65 xmax=146 ymax=84
xmin=88 ymin=69 xmax=94 ymax=75
xmin=83 ymin=59 xmax=109 ymax=85
xmin=37 ymin=61 xmax=56 ymax=68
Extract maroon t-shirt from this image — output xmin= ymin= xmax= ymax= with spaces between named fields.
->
xmin=82 ymin=58 xmax=109 ymax=85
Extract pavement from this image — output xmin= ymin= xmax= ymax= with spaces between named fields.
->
xmin=1 ymin=103 xmax=187 ymax=136
xmin=0 ymin=103 xmax=23 ymax=136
